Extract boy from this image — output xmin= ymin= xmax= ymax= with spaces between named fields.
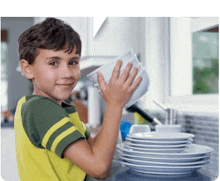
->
xmin=14 ymin=17 xmax=142 ymax=181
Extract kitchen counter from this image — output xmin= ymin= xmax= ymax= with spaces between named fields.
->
xmin=98 ymin=160 xmax=218 ymax=181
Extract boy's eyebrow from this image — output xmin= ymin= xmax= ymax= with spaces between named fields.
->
xmin=45 ymin=56 xmax=80 ymax=60
xmin=46 ymin=56 xmax=61 ymax=60
xmin=70 ymin=56 xmax=80 ymax=60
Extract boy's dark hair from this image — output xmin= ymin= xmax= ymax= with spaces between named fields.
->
xmin=18 ymin=17 xmax=81 ymax=64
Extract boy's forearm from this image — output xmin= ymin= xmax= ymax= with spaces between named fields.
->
xmin=90 ymin=102 xmax=123 ymax=169
xmin=88 ymin=103 xmax=122 ymax=145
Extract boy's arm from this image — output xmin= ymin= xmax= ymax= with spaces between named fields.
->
xmin=63 ymin=60 xmax=142 ymax=178
xmin=87 ymin=130 xmax=99 ymax=146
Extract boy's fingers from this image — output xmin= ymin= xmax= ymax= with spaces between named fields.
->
xmin=97 ymin=71 xmax=106 ymax=91
xmin=125 ymin=66 xmax=139 ymax=86
xmin=119 ymin=61 xmax=133 ymax=82
xmin=111 ymin=60 xmax=122 ymax=80
xmin=129 ymin=75 xmax=142 ymax=92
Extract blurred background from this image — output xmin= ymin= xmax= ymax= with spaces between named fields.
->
xmin=1 ymin=17 xmax=219 ymax=180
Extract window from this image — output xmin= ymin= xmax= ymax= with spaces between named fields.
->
xmin=192 ymin=28 xmax=219 ymax=94
xmin=1 ymin=30 xmax=8 ymax=111
xmin=167 ymin=17 xmax=219 ymax=112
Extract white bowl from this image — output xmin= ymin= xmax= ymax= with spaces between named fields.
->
xmin=125 ymin=68 xmax=149 ymax=108
xmin=87 ymin=50 xmax=149 ymax=108
xmin=155 ymin=125 xmax=182 ymax=133
xmin=87 ymin=50 xmax=139 ymax=84
xmin=93 ymin=63 xmax=144 ymax=91
xmin=129 ymin=125 xmax=151 ymax=134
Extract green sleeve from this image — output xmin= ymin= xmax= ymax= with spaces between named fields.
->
xmin=21 ymin=96 xmax=85 ymax=158
xmin=85 ymin=126 xmax=91 ymax=139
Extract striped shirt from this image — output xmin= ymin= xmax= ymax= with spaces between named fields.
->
xmin=14 ymin=95 xmax=95 ymax=181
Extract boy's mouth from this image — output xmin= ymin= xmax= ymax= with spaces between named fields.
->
xmin=58 ymin=84 xmax=73 ymax=86
xmin=56 ymin=83 xmax=75 ymax=87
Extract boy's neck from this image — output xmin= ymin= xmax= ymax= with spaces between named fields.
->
xmin=32 ymin=93 xmax=63 ymax=106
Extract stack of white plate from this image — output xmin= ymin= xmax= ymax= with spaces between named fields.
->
xmin=117 ymin=132 xmax=213 ymax=176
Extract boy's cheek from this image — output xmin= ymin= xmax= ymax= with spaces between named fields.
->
xmin=76 ymin=70 xmax=81 ymax=80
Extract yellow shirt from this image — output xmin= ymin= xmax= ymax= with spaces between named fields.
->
xmin=14 ymin=95 xmax=93 ymax=181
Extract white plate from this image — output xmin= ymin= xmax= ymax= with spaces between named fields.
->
xmin=119 ymin=160 xmax=209 ymax=172
xmin=125 ymin=141 xmax=190 ymax=148
xmin=129 ymin=169 xmax=193 ymax=177
xmin=120 ymin=156 xmax=210 ymax=166
xmin=126 ymin=137 xmax=193 ymax=146
xmin=126 ymin=137 xmax=193 ymax=145
xmin=124 ymin=144 xmax=187 ymax=153
xmin=118 ymin=143 xmax=213 ymax=158
xmin=121 ymin=152 xmax=210 ymax=163
xmin=127 ymin=132 xmax=194 ymax=141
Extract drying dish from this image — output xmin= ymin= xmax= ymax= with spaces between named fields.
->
xmin=129 ymin=169 xmax=196 ymax=177
xmin=119 ymin=160 xmax=209 ymax=173
xmin=123 ymin=144 xmax=187 ymax=153
xmin=121 ymin=153 xmax=210 ymax=163
xmin=120 ymin=156 xmax=210 ymax=166
xmin=118 ymin=143 xmax=213 ymax=158
xmin=117 ymin=142 xmax=213 ymax=175
xmin=126 ymin=132 xmax=194 ymax=141
xmin=87 ymin=50 xmax=150 ymax=108
xmin=125 ymin=137 xmax=193 ymax=145
xmin=87 ymin=50 xmax=138 ymax=84
xmin=116 ymin=129 xmax=213 ymax=176
xmin=155 ymin=124 xmax=181 ymax=132
xmin=125 ymin=141 xmax=190 ymax=148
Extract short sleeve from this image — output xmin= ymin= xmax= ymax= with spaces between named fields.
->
xmin=85 ymin=126 xmax=91 ymax=139
xmin=21 ymin=97 xmax=85 ymax=158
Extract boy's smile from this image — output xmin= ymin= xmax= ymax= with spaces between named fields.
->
xmin=30 ymin=46 xmax=80 ymax=105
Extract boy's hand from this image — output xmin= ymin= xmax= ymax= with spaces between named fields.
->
xmin=97 ymin=60 xmax=142 ymax=108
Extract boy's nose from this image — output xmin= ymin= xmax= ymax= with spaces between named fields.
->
xmin=61 ymin=66 xmax=73 ymax=78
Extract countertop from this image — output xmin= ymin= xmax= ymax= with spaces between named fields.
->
xmin=98 ymin=160 xmax=218 ymax=181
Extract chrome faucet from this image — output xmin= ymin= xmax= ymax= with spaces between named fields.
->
xmin=153 ymin=100 xmax=177 ymax=125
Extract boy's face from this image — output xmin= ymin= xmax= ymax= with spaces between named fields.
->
xmin=30 ymin=46 xmax=80 ymax=105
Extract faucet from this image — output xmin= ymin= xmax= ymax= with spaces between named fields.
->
xmin=153 ymin=100 xmax=177 ymax=125
xmin=126 ymin=104 xmax=163 ymax=125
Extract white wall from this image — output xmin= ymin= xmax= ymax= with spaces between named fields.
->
xmin=1 ymin=17 xmax=34 ymax=110
xmin=1 ymin=128 xmax=20 ymax=181
xmin=91 ymin=17 xmax=142 ymax=56
xmin=140 ymin=17 xmax=170 ymax=110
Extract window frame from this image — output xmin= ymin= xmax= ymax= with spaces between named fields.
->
xmin=165 ymin=17 xmax=219 ymax=113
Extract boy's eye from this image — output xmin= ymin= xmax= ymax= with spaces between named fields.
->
xmin=69 ymin=61 xmax=77 ymax=65
xmin=50 ymin=62 xmax=58 ymax=66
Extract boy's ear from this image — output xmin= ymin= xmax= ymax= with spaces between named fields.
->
xmin=20 ymin=59 xmax=34 ymax=80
